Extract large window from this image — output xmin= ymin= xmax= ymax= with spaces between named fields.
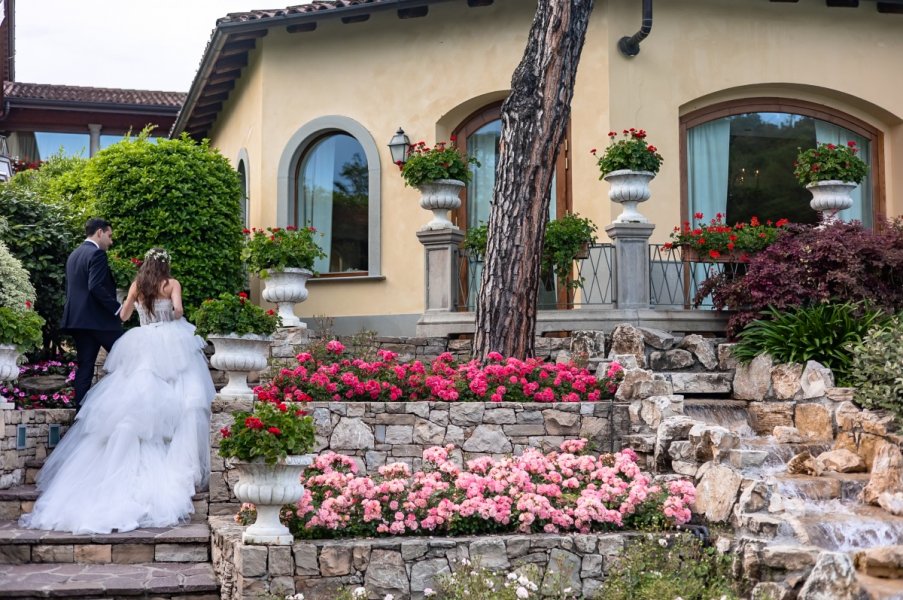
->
xmin=295 ymin=133 xmax=369 ymax=275
xmin=682 ymin=100 xmax=881 ymax=227
xmin=237 ymin=159 xmax=249 ymax=227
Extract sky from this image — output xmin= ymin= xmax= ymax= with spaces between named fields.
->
xmin=15 ymin=1 xmax=272 ymax=92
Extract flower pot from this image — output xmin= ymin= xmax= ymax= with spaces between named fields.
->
xmin=0 ymin=344 xmax=20 ymax=382
xmin=233 ymin=454 xmax=314 ymax=545
xmin=603 ymin=169 xmax=655 ymax=224
xmin=417 ymin=179 xmax=465 ymax=230
xmin=261 ymin=268 xmax=312 ymax=329
xmin=806 ymin=180 xmax=857 ymax=224
xmin=680 ymin=246 xmax=748 ymax=264
xmin=208 ymin=333 xmax=272 ymax=396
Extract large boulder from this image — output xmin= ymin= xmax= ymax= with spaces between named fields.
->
xmin=748 ymin=402 xmax=794 ymax=435
xmin=798 ymin=552 xmax=862 ymax=600
xmin=733 ymin=354 xmax=773 ymax=400
xmin=653 ymin=416 xmax=702 ymax=471
xmin=609 ymin=324 xmax=646 ymax=368
xmin=639 ymin=326 xmax=675 ymax=350
xmin=678 ymin=334 xmax=717 ymax=370
xmin=861 ymin=442 xmax=903 ymax=506
xmin=854 ymin=546 xmax=903 ymax=579
xmin=799 ymin=361 xmax=834 ymax=400
xmin=693 ymin=462 xmax=743 ymax=522
xmin=771 ymin=363 xmax=803 ymax=400
xmin=814 ymin=449 xmax=866 ymax=474
xmin=795 ymin=403 xmax=834 ymax=442
xmin=688 ymin=423 xmax=738 ymax=463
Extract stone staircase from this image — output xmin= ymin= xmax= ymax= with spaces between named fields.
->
xmin=0 ymin=486 xmax=218 ymax=599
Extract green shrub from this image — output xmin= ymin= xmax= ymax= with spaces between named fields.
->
xmin=241 ymin=226 xmax=326 ymax=277
xmin=849 ymin=314 xmax=903 ymax=420
xmin=8 ymin=152 xmax=92 ymax=240
xmin=0 ymin=306 xmax=45 ymax=353
xmin=0 ymin=239 xmax=36 ymax=310
xmin=82 ymin=131 xmax=244 ymax=312
xmin=732 ymin=303 xmax=887 ymax=385
xmin=596 ymin=534 xmax=737 ymax=600
xmin=191 ymin=292 xmax=281 ymax=338
xmin=0 ymin=188 xmax=73 ymax=357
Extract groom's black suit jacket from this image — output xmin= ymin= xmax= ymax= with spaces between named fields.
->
xmin=61 ymin=242 xmax=123 ymax=332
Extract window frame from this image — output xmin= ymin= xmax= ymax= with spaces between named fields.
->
xmin=236 ymin=148 xmax=250 ymax=228
xmin=679 ymin=97 xmax=884 ymax=225
xmin=276 ymin=116 xmax=382 ymax=279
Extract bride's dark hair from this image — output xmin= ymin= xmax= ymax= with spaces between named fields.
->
xmin=135 ymin=248 xmax=172 ymax=316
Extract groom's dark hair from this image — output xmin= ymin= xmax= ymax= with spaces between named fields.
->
xmin=85 ymin=218 xmax=112 ymax=238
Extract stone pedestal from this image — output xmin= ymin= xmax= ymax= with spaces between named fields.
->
xmin=605 ymin=222 xmax=655 ymax=310
xmin=416 ymin=228 xmax=465 ymax=313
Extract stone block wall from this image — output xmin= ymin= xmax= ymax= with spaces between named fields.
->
xmin=210 ymin=515 xmax=638 ymax=600
xmin=0 ymin=408 xmax=75 ymax=489
xmin=207 ymin=398 xmax=631 ymax=516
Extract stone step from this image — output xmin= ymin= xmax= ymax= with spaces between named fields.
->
xmin=0 ymin=562 xmax=218 ymax=598
xmin=657 ymin=372 xmax=733 ymax=395
xmin=0 ymin=521 xmax=211 ymax=565
xmin=0 ymin=487 xmax=208 ymax=524
xmin=774 ymin=472 xmax=870 ymax=502
xmin=856 ymin=572 xmax=903 ymax=600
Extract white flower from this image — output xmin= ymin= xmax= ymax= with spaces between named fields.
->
xmin=564 ymin=588 xmax=572 ymax=594
xmin=485 ymin=579 xmax=494 ymax=589
xmin=423 ymin=589 xmax=436 ymax=597
xmin=516 ymin=586 xmax=530 ymax=599
xmin=518 ymin=575 xmax=530 ymax=586
xmin=285 ymin=595 xmax=304 ymax=600
xmin=352 ymin=589 xmax=367 ymax=599
xmin=659 ymin=538 xmax=668 ymax=548
xmin=528 ymin=582 xmax=538 ymax=592
xmin=384 ymin=595 xmax=394 ymax=600
xmin=507 ymin=573 xmax=518 ymax=581
xmin=460 ymin=557 xmax=470 ymax=566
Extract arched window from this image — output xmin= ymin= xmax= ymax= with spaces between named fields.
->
xmin=295 ymin=133 xmax=369 ymax=275
xmin=236 ymin=158 xmax=249 ymax=227
xmin=453 ymin=103 xmax=572 ymax=308
xmin=681 ymin=99 xmax=882 ymax=227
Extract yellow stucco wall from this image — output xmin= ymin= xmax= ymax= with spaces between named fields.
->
xmin=208 ymin=0 xmax=903 ymax=320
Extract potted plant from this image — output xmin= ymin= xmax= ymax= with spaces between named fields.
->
xmin=399 ymin=137 xmax=479 ymax=230
xmin=593 ymin=128 xmax=663 ymax=223
xmin=241 ymin=226 xmax=326 ymax=328
xmin=0 ymin=301 xmax=45 ymax=382
xmin=666 ymin=213 xmax=790 ymax=263
xmin=192 ymin=292 xmax=282 ymax=396
xmin=219 ymin=400 xmax=316 ymax=544
xmin=793 ymin=141 xmax=868 ymax=223
xmin=108 ymin=253 xmax=142 ymax=302
xmin=461 ymin=213 xmax=597 ymax=288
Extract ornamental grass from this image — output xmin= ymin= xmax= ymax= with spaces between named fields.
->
xmin=253 ymin=340 xmax=624 ymax=404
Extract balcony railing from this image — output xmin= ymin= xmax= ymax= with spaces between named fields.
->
xmin=455 ymin=243 xmax=615 ymax=311
xmin=456 ymin=243 xmax=745 ymax=312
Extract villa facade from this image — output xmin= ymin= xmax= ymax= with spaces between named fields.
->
xmin=173 ymin=0 xmax=903 ymax=335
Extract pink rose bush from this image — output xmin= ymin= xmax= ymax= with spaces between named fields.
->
xmin=278 ymin=439 xmax=695 ymax=539
xmin=254 ymin=342 xmax=625 ymax=404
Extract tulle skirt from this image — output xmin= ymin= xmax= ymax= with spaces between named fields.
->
xmin=20 ymin=318 xmax=214 ymax=534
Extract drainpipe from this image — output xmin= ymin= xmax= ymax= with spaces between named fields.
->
xmin=617 ymin=0 xmax=653 ymax=57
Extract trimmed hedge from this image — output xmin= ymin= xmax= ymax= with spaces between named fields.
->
xmin=82 ymin=132 xmax=245 ymax=311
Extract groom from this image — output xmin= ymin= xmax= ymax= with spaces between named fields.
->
xmin=61 ymin=218 xmax=124 ymax=407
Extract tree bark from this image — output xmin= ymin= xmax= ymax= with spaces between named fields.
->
xmin=472 ymin=0 xmax=594 ymax=360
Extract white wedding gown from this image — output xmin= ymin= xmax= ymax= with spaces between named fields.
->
xmin=20 ymin=299 xmax=214 ymax=534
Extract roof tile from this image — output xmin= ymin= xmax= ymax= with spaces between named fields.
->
xmin=218 ymin=1 xmax=400 ymax=25
xmin=3 ymin=82 xmax=186 ymax=108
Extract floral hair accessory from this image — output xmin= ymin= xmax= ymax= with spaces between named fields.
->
xmin=144 ymin=247 xmax=171 ymax=264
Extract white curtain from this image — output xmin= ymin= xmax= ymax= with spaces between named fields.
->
xmin=688 ymin=119 xmax=731 ymax=222
xmin=300 ymin=138 xmax=335 ymax=273
xmin=814 ymin=121 xmax=870 ymax=225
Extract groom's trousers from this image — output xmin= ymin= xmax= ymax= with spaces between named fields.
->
xmin=69 ymin=329 xmax=123 ymax=408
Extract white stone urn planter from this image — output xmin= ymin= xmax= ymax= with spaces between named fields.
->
xmin=232 ymin=454 xmax=314 ymax=545
xmin=417 ymin=178 xmax=464 ymax=230
xmin=208 ymin=333 xmax=272 ymax=396
xmin=603 ymin=169 xmax=655 ymax=223
xmin=806 ymin=180 xmax=857 ymax=223
xmin=0 ymin=343 xmax=20 ymax=382
xmin=261 ymin=268 xmax=312 ymax=328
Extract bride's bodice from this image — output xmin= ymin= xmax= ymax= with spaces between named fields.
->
xmin=137 ymin=299 xmax=175 ymax=326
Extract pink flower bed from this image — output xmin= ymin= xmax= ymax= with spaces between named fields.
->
xmin=0 ymin=360 xmax=76 ymax=409
xmin=255 ymin=341 xmax=624 ymax=404
xmin=277 ymin=439 xmax=695 ymax=539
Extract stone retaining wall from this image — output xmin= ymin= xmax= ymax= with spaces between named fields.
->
xmin=207 ymin=398 xmax=631 ymax=516
xmin=0 ymin=408 xmax=75 ymax=489
xmin=210 ymin=515 xmax=639 ymax=600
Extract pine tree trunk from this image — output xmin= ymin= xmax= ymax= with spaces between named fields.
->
xmin=472 ymin=0 xmax=594 ymax=360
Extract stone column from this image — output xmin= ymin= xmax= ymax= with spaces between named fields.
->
xmin=416 ymin=228 xmax=465 ymax=313
xmin=605 ymin=222 xmax=655 ymax=310
xmin=87 ymin=124 xmax=102 ymax=157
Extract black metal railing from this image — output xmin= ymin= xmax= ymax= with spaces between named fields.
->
xmin=649 ymin=244 xmax=746 ymax=309
xmin=455 ymin=243 xmax=616 ymax=311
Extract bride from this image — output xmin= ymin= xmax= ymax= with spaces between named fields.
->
xmin=20 ymin=248 xmax=215 ymax=534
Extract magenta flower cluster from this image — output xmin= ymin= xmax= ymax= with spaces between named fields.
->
xmin=254 ymin=341 xmax=625 ymax=404
xmin=0 ymin=360 xmax=76 ymax=409
xmin=286 ymin=439 xmax=695 ymax=539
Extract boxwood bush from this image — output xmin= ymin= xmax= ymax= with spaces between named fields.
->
xmin=82 ymin=131 xmax=244 ymax=311
xmin=0 ymin=187 xmax=73 ymax=357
